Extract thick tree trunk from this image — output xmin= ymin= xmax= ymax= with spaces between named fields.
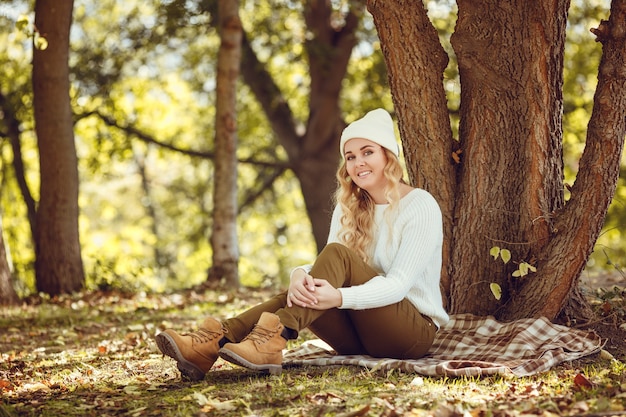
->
xmin=502 ymin=0 xmax=626 ymax=320
xmin=33 ymin=0 xmax=84 ymax=295
xmin=369 ymin=0 xmax=625 ymax=321
xmin=449 ymin=0 xmax=569 ymax=317
xmin=208 ymin=0 xmax=242 ymax=287
xmin=367 ymin=0 xmax=457 ymax=302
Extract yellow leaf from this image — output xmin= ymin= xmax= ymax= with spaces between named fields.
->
xmin=16 ymin=15 xmax=29 ymax=32
xmin=123 ymin=385 xmax=141 ymax=396
xmin=451 ymin=149 xmax=463 ymax=164
xmin=34 ymin=35 xmax=48 ymax=50
xmin=489 ymin=246 xmax=500 ymax=259
xmin=519 ymin=263 xmax=529 ymax=276
xmin=490 ymin=283 xmax=502 ymax=300
xmin=600 ymin=349 xmax=615 ymax=361
xmin=521 ymin=262 xmax=536 ymax=275
xmin=500 ymin=249 xmax=511 ymax=264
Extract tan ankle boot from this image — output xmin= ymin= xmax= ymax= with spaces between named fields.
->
xmin=155 ymin=317 xmax=225 ymax=381
xmin=218 ymin=312 xmax=286 ymax=375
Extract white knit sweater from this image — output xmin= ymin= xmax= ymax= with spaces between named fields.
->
xmin=295 ymin=188 xmax=449 ymax=327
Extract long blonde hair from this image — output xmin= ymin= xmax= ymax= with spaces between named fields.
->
xmin=334 ymin=148 xmax=405 ymax=263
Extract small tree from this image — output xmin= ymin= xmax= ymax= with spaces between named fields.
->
xmin=33 ymin=0 xmax=85 ymax=295
xmin=207 ymin=0 xmax=243 ymax=287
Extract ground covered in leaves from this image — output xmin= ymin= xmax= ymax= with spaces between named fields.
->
xmin=1 ymin=278 xmax=626 ymax=417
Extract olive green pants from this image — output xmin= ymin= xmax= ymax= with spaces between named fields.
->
xmin=221 ymin=243 xmax=437 ymax=359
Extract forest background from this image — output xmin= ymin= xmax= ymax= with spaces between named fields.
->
xmin=0 ymin=0 xmax=624 ymax=300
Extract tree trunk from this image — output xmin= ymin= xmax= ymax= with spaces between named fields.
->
xmin=239 ymin=0 xmax=361 ymax=252
xmin=368 ymin=0 xmax=626 ymax=321
xmin=0 ymin=219 xmax=19 ymax=306
xmin=449 ymin=0 xmax=569 ymax=317
xmin=296 ymin=0 xmax=362 ymax=251
xmin=207 ymin=0 xmax=242 ymax=287
xmin=503 ymin=0 xmax=626 ymax=320
xmin=33 ymin=0 xmax=84 ymax=295
xmin=367 ymin=0 xmax=457 ymax=302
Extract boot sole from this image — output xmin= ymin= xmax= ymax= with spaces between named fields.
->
xmin=155 ymin=332 xmax=206 ymax=381
xmin=218 ymin=348 xmax=282 ymax=375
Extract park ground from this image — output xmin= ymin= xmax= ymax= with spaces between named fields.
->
xmin=0 ymin=272 xmax=625 ymax=416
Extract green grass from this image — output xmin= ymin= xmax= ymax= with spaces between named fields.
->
xmin=1 ymin=289 xmax=625 ymax=417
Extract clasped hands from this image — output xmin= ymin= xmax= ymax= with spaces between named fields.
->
xmin=286 ymin=268 xmax=342 ymax=310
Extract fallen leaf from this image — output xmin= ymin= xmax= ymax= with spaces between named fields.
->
xmin=22 ymin=382 xmax=50 ymax=392
xmin=123 ymin=385 xmax=142 ymax=396
xmin=0 ymin=380 xmax=13 ymax=391
xmin=600 ymin=349 xmax=615 ymax=361
xmin=574 ymin=373 xmax=593 ymax=389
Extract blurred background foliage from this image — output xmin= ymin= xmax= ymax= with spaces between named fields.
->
xmin=0 ymin=0 xmax=622 ymax=296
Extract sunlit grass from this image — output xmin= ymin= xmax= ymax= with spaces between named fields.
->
xmin=1 ymin=289 xmax=624 ymax=417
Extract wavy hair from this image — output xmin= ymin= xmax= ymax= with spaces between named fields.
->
xmin=334 ymin=148 xmax=405 ymax=263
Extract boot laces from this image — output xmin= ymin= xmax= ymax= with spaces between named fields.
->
xmin=187 ymin=327 xmax=223 ymax=344
xmin=244 ymin=325 xmax=276 ymax=344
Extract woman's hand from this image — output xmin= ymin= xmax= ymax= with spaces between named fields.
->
xmin=305 ymin=279 xmax=342 ymax=310
xmin=287 ymin=268 xmax=318 ymax=307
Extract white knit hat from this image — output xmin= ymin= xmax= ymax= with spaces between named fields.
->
xmin=340 ymin=108 xmax=399 ymax=158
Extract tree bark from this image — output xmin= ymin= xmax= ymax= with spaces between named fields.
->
xmin=369 ymin=0 xmax=625 ymax=321
xmin=208 ymin=0 xmax=242 ymax=287
xmin=448 ymin=0 xmax=569 ymax=317
xmin=33 ymin=0 xmax=84 ymax=295
xmin=367 ymin=0 xmax=457 ymax=302
xmin=503 ymin=0 xmax=626 ymax=320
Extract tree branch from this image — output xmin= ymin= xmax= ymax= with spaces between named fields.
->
xmin=303 ymin=0 xmax=361 ymax=154
xmin=538 ymin=0 xmax=626 ymax=319
xmin=239 ymin=33 xmax=301 ymax=160
xmin=76 ymin=109 xmax=290 ymax=169
xmin=0 ymin=91 xmax=37 ymax=238
xmin=238 ymin=166 xmax=287 ymax=213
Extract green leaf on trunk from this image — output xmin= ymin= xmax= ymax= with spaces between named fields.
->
xmin=490 ymin=283 xmax=502 ymax=300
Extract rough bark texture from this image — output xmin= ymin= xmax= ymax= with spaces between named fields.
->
xmin=506 ymin=0 xmax=626 ymax=321
xmin=369 ymin=0 xmax=626 ymax=321
xmin=33 ymin=0 xmax=85 ymax=295
xmin=367 ymin=0 xmax=457 ymax=302
xmin=208 ymin=0 xmax=242 ymax=287
xmin=449 ymin=0 xmax=569 ymax=317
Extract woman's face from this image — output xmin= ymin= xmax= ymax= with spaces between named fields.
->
xmin=343 ymin=138 xmax=389 ymax=201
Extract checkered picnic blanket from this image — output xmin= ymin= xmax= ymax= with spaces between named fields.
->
xmin=283 ymin=314 xmax=604 ymax=377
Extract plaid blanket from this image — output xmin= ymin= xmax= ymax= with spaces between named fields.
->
xmin=283 ymin=314 xmax=604 ymax=377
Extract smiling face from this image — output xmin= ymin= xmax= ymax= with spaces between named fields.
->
xmin=343 ymin=138 xmax=389 ymax=203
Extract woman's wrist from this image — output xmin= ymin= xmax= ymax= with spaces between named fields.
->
xmin=290 ymin=267 xmax=305 ymax=282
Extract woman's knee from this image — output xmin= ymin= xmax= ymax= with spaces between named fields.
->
xmin=320 ymin=242 xmax=348 ymax=257
xmin=316 ymin=243 xmax=352 ymax=265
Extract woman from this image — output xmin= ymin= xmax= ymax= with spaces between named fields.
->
xmin=155 ymin=108 xmax=449 ymax=381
